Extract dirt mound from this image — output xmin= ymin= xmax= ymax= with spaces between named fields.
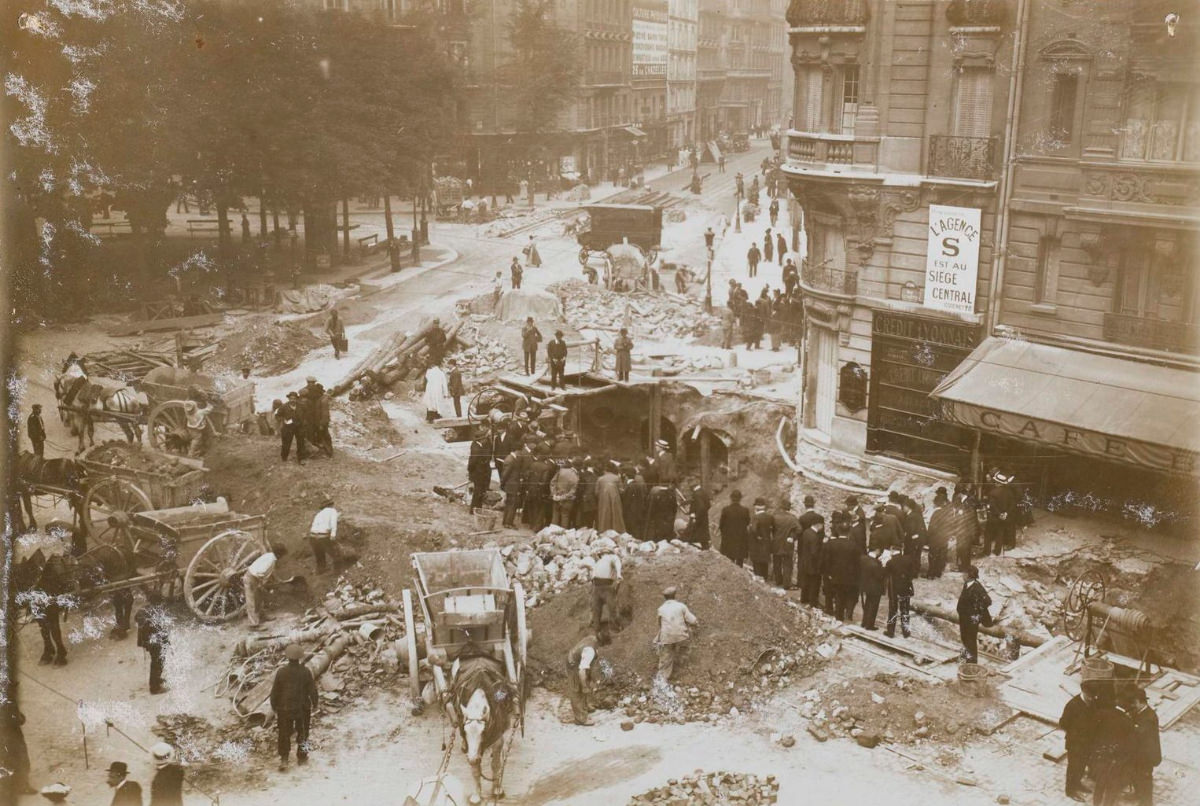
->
xmin=803 ymin=671 xmax=1007 ymax=746
xmin=209 ymin=317 xmax=324 ymax=375
xmin=529 ymin=551 xmax=828 ymax=723
xmin=85 ymin=441 xmax=198 ymax=478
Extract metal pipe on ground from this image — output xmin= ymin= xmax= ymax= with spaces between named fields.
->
xmin=234 ymin=625 xmax=336 ymax=657
xmin=910 ymin=601 xmax=1048 ymax=649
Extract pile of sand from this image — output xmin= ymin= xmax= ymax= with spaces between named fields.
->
xmin=529 ymin=551 xmax=829 ymax=723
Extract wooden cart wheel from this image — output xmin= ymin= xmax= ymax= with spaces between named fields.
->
xmin=513 ymin=582 xmax=528 ymax=669
xmin=148 ymin=400 xmax=193 ymax=455
xmin=403 ymin=588 xmax=420 ymax=699
xmin=83 ymin=478 xmax=154 ymax=554
xmin=184 ymin=529 xmax=262 ymax=623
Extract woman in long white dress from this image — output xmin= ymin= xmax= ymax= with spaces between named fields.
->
xmin=422 ymin=363 xmax=451 ymax=422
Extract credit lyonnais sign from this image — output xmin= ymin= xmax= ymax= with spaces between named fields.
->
xmin=924 ymin=205 xmax=981 ymax=315
xmin=939 ymin=403 xmax=1200 ymax=477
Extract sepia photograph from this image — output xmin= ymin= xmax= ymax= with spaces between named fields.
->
xmin=1 ymin=0 xmax=1197 ymax=804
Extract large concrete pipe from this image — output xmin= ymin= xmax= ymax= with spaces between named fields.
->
xmin=910 ymin=601 xmax=1048 ymax=649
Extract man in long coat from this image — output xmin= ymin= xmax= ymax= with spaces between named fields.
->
xmin=688 ymin=485 xmax=711 ymax=549
xmin=622 ymin=467 xmax=649 ymax=539
xmin=422 ymin=363 xmax=451 ymax=423
xmin=718 ymin=490 xmax=750 ymax=566
xmin=595 ymin=462 xmax=626 ymax=533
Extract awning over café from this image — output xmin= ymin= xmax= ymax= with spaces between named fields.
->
xmin=929 ymin=337 xmax=1200 ymax=476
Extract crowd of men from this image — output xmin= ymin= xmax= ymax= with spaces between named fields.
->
xmin=270 ymin=376 xmax=334 ymax=465
xmin=1060 ymin=682 xmax=1162 ymax=805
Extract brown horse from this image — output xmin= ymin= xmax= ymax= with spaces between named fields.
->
xmin=447 ymin=651 xmax=514 ymax=804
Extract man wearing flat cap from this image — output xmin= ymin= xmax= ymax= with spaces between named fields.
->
xmin=655 ymin=587 xmax=698 ymax=683
xmin=270 ymin=644 xmax=318 ymax=772
xmin=107 ymin=761 xmax=142 ymax=806
xmin=307 ymin=496 xmax=341 ymax=574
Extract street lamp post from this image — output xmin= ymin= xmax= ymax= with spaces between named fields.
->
xmin=704 ymin=251 xmax=713 ymax=313
xmin=734 ymin=188 xmax=742 ymax=234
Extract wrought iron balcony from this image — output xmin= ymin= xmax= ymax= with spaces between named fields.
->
xmin=927 ymin=135 xmax=998 ymax=181
xmin=802 ymin=259 xmax=858 ymax=296
xmin=786 ymin=0 xmax=868 ymax=27
xmin=946 ymin=0 xmax=1007 ymax=26
xmin=1103 ymin=313 xmax=1200 ymax=355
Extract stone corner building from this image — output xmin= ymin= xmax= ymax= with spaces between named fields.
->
xmin=784 ymin=0 xmax=1199 ymax=530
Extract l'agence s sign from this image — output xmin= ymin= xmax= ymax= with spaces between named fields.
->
xmin=924 ymin=205 xmax=981 ymax=315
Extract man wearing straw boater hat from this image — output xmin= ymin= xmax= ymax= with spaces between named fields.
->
xmin=984 ymin=468 xmax=1018 ymax=556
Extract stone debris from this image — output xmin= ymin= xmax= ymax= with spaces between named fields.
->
xmin=550 ymin=279 xmax=722 ymax=341
xmin=629 ymin=771 xmax=780 ymax=805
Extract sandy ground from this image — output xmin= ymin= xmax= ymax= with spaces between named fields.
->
xmin=12 ymin=137 xmax=1200 ymax=805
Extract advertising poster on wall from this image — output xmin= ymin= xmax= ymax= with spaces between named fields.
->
xmin=924 ymin=204 xmax=981 ymax=315
xmin=633 ymin=1 xmax=668 ymax=78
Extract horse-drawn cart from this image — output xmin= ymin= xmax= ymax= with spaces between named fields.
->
xmin=139 ymin=365 xmax=255 ymax=454
xmin=401 ymin=549 xmax=529 ymax=804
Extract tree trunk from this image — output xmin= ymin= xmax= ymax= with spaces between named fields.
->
xmin=216 ymin=201 xmax=232 ymax=261
xmin=259 ymin=191 xmax=268 ymax=237
xmin=273 ymin=208 xmax=281 ymax=247
xmin=341 ymin=196 xmax=351 ymax=258
xmin=383 ymin=194 xmax=398 ymax=271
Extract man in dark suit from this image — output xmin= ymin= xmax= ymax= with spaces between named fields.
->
xmin=859 ymin=549 xmax=885 ymax=630
xmin=749 ymin=498 xmax=774 ymax=579
xmin=771 ymin=499 xmax=800 ymax=588
xmin=985 ymin=469 xmax=1018 ymax=555
xmin=27 ymin=404 xmax=46 ymax=457
xmin=884 ymin=549 xmax=915 ymax=638
xmin=956 ymin=565 xmax=992 ymax=663
xmin=718 ymin=490 xmax=750 ymax=567
xmin=797 ymin=516 xmax=825 ymax=606
xmin=1059 ymin=686 xmax=1098 ymax=802
xmin=826 ymin=522 xmax=860 ymax=621
xmin=1127 ymin=688 xmax=1161 ymax=806
xmin=107 ymin=761 xmax=143 ymax=806
xmin=271 ymin=643 xmax=318 ymax=771
xmin=688 ymin=485 xmax=711 ymax=549
xmin=547 ymin=330 xmax=568 ymax=389
xmin=500 ymin=443 xmax=532 ymax=528
xmin=467 ymin=431 xmax=493 ymax=514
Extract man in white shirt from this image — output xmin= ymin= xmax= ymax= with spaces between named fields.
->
xmin=590 ymin=547 xmax=622 ymax=640
xmin=183 ymin=396 xmax=213 ymax=457
xmin=655 ymin=586 xmax=698 ymax=683
xmin=308 ymin=497 xmax=340 ymax=574
xmin=242 ymin=550 xmax=277 ymax=628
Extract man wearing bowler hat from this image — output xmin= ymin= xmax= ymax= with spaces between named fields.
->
xmin=107 ymin=761 xmax=142 ymax=806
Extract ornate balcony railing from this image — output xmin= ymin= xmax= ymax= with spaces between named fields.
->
xmin=787 ymin=132 xmax=876 ymax=169
xmin=1103 ymin=312 xmax=1200 ymax=355
xmin=946 ymin=0 xmax=1007 ymax=26
xmin=802 ymin=259 xmax=858 ymax=296
xmin=786 ymin=0 xmax=868 ymax=26
xmin=927 ymin=135 xmax=998 ymax=181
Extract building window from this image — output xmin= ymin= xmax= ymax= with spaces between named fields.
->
xmin=1033 ymin=235 xmax=1059 ymax=307
xmin=1115 ymin=245 xmax=1189 ymax=323
xmin=836 ymin=65 xmax=859 ymax=135
xmin=1048 ymin=73 xmax=1078 ymax=143
xmin=1121 ymin=79 xmax=1200 ymax=162
xmin=952 ymin=67 xmax=993 ymax=138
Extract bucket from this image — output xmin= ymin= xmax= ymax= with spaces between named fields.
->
xmin=958 ymin=662 xmax=985 ymax=682
xmin=474 ymin=510 xmax=500 ymax=531
xmin=1081 ymin=656 xmax=1114 ymax=682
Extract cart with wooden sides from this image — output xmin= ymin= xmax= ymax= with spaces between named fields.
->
xmin=401 ymin=550 xmax=529 ymax=713
xmin=138 ymin=365 xmax=255 ymax=455
xmin=77 ymin=446 xmax=210 ymax=539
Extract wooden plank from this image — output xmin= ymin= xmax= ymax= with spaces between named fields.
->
xmin=842 ymin=624 xmax=960 ymax=664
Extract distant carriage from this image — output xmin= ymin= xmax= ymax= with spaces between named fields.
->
xmin=576 ymin=203 xmax=663 ymax=267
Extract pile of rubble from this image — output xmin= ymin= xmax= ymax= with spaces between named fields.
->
xmin=446 ymin=325 xmax=516 ymax=376
xmin=629 ymin=771 xmax=779 ymax=805
xmin=500 ymin=526 xmax=702 ymax=607
xmin=800 ymin=672 xmax=1002 ymax=747
xmin=86 ymin=441 xmax=198 ymax=477
xmin=550 ymin=279 xmax=722 ymax=341
xmin=209 ymin=318 xmax=323 ymax=376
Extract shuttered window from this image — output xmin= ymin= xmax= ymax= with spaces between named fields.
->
xmin=952 ymin=67 xmax=993 ymax=138
xmin=796 ymin=67 xmax=823 ymax=132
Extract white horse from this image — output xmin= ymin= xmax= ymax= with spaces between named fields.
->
xmin=56 ymin=368 xmax=147 ymax=450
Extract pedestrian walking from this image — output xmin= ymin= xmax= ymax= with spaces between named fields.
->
xmin=523 ymin=235 xmax=541 ymax=268
xmin=135 ymin=592 xmax=170 ymax=694
xmin=422 ymin=362 xmax=451 ymax=422
xmin=107 ymin=761 xmax=143 ymax=806
xmin=271 ymin=644 xmax=318 ymax=771
xmin=735 ymin=172 xmax=744 ymax=196
xmin=565 ymin=633 xmax=602 ymax=725
xmin=307 ymin=496 xmax=341 ymax=574
xmin=30 ymin=548 xmax=70 ymax=666
xmin=768 ymin=199 xmax=779 ymax=228
xmin=956 ymin=566 xmax=993 ymax=663
xmin=547 ymin=330 xmax=568 ymax=389
xmin=860 ymin=549 xmax=885 ymax=630
xmin=763 ymin=229 xmax=773 ymax=263
xmin=655 ymin=586 xmax=698 ymax=683
xmin=27 ymin=404 xmax=45 ymax=457
xmin=777 ymin=232 xmax=787 ymax=262
xmin=241 ymin=213 xmax=251 ymax=243
xmin=148 ymin=743 xmax=184 ymax=806
xmin=747 ymin=243 xmax=761 ymax=277
xmin=718 ymin=153 xmax=726 ymax=173
xmin=704 ymin=227 xmax=715 ymax=250
xmin=718 ymin=490 xmax=750 ymax=566
xmin=325 ymin=309 xmax=347 ymax=359
xmin=310 ymin=384 xmax=333 ymax=457
xmin=1128 ymin=688 xmax=1161 ymax=805
xmin=614 ymin=328 xmax=633 ymax=382
xmin=522 ymin=317 xmax=542 ymax=375
xmin=242 ymin=549 xmax=277 ymax=630
xmin=276 ymin=392 xmax=306 ymax=465
xmin=510 ymin=257 xmax=523 ymax=290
